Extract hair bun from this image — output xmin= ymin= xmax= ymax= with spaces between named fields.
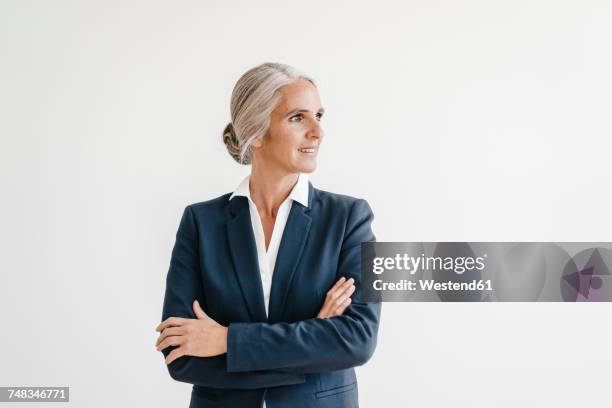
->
xmin=222 ymin=122 xmax=249 ymax=164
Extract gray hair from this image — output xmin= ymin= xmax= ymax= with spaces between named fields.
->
xmin=222 ymin=62 xmax=316 ymax=165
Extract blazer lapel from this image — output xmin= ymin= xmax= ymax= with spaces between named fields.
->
xmin=267 ymin=188 xmax=313 ymax=323
xmin=226 ymin=196 xmax=268 ymax=322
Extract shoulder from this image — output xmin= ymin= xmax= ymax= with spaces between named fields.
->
xmin=187 ymin=192 xmax=232 ymax=211
xmin=311 ymin=186 xmax=374 ymax=219
xmin=180 ymin=192 xmax=233 ymax=224
xmin=313 ymin=187 xmax=376 ymax=243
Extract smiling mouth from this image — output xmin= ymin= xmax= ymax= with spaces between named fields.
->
xmin=297 ymin=147 xmax=317 ymax=154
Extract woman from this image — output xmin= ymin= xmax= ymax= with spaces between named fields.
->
xmin=155 ymin=63 xmax=381 ymax=408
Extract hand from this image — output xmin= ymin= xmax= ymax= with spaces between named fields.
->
xmin=155 ymin=300 xmax=228 ymax=365
xmin=317 ymin=277 xmax=356 ymax=319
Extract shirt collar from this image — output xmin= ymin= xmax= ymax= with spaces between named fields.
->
xmin=229 ymin=173 xmax=309 ymax=208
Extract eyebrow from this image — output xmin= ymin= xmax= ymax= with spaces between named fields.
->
xmin=285 ymin=108 xmax=325 ymax=117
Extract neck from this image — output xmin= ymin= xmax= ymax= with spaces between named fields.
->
xmin=249 ymin=162 xmax=299 ymax=218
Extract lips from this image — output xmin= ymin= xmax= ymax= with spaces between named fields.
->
xmin=298 ymin=147 xmax=318 ymax=153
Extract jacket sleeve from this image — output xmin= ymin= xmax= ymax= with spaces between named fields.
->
xmin=226 ymin=199 xmax=382 ymax=374
xmin=160 ymin=205 xmax=306 ymax=389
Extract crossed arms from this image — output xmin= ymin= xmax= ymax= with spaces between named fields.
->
xmin=158 ymin=200 xmax=381 ymax=389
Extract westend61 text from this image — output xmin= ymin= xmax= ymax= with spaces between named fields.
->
xmin=373 ymin=279 xmax=493 ymax=291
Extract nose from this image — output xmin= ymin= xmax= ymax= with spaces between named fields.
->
xmin=306 ymin=116 xmax=323 ymax=141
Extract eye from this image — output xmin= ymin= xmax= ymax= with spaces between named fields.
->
xmin=289 ymin=113 xmax=303 ymax=122
xmin=316 ymin=112 xmax=323 ymax=121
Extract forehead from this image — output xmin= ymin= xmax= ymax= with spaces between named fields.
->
xmin=275 ymin=79 xmax=322 ymax=112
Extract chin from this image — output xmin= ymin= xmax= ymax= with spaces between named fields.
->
xmin=285 ymin=156 xmax=318 ymax=173
xmin=297 ymin=162 xmax=317 ymax=173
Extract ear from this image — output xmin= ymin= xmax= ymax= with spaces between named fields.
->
xmin=251 ymin=136 xmax=264 ymax=149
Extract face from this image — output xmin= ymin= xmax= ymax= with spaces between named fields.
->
xmin=251 ymin=79 xmax=324 ymax=174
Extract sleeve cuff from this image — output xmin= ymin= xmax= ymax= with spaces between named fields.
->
xmin=227 ymin=322 xmax=261 ymax=372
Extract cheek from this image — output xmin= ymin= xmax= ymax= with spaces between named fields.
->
xmin=275 ymin=125 xmax=302 ymax=151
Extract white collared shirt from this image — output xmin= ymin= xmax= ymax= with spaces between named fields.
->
xmin=230 ymin=174 xmax=309 ymax=408
xmin=228 ymin=173 xmax=309 ymax=317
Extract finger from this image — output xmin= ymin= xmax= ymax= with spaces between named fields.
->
xmin=322 ymin=296 xmax=352 ymax=319
xmin=156 ymin=317 xmax=187 ymax=332
xmin=323 ymin=279 xmax=355 ymax=314
xmin=193 ymin=300 xmax=207 ymax=319
xmin=332 ymin=297 xmax=352 ymax=316
xmin=157 ymin=335 xmax=185 ymax=352
xmin=319 ymin=277 xmax=354 ymax=318
xmin=320 ymin=281 xmax=351 ymax=318
xmin=328 ymin=277 xmax=347 ymax=293
xmin=318 ymin=294 xmax=337 ymax=318
xmin=156 ymin=326 xmax=184 ymax=347
xmin=335 ymin=284 xmax=356 ymax=307
xmin=318 ymin=296 xmax=335 ymax=319
xmin=165 ymin=346 xmax=186 ymax=365
xmin=156 ymin=317 xmax=183 ymax=332
xmin=329 ymin=277 xmax=354 ymax=299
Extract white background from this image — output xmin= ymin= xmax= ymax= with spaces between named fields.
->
xmin=1 ymin=1 xmax=611 ymax=407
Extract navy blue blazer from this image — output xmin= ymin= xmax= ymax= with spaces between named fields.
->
xmin=160 ymin=181 xmax=382 ymax=408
